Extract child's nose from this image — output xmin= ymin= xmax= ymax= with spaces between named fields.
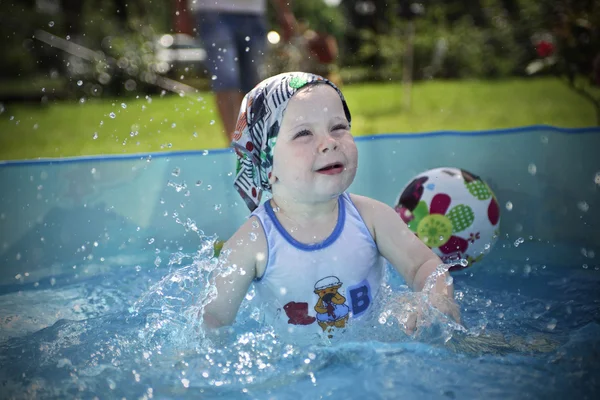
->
xmin=320 ymin=137 xmax=338 ymax=153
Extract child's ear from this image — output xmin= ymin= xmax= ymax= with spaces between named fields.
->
xmin=268 ymin=172 xmax=277 ymax=185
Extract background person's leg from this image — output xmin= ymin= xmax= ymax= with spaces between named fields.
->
xmin=235 ymin=14 xmax=268 ymax=94
xmin=196 ymin=12 xmax=244 ymax=142
xmin=215 ymin=90 xmax=244 ymax=141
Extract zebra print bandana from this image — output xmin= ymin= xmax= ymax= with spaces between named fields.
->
xmin=232 ymin=72 xmax=351 ymax=212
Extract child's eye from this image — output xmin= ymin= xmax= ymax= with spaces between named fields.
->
xmin=293 ymin=129 xmax=312 ymax=139
xmin=332 ymin=124 xmax=349 ymax=132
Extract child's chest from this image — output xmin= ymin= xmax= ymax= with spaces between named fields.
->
xmin=257 ymin=244 xmax=385 ymax=317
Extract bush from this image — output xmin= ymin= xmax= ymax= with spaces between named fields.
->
xmin=349 ymin=0 xmax=533 ymax=82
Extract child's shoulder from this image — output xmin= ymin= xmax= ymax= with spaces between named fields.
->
xmin=348 ymin=193 xmax=393 ymax=215
xmin=347 ymin=193 xmax=400 ymax=238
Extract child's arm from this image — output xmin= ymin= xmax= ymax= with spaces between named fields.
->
xmin=202 ymin=216 xmax=265 ymax=329
xmin=351 ymin=195 xmax=460 ymax=322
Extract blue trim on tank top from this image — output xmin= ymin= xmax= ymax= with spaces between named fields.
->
xmin=264 ymin=195 xmax=346 ymax=251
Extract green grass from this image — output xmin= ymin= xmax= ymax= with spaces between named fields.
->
xmin=0 ymin=77 xmax=596 ymax=161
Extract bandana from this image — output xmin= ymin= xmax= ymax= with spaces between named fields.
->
xmin=232 ymin=72 xmax=351 ymax=212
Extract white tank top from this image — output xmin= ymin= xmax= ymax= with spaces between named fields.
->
xmin=189 ymin=0 xmax=265 ymax=14
xmin=251 ymin=192 xmax=386 ymax=340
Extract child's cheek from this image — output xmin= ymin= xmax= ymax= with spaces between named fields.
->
xmin=292 ymin=146 xmax=309 ymax=159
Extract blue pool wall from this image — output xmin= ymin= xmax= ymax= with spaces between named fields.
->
xmin=1 ymin=125 xmax=599 ymax=286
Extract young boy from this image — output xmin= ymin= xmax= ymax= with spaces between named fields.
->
xmin=202 ymin=72 xmax=460 ymax=339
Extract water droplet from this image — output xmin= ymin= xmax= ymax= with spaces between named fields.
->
xmin=171 ymin=167 xmax=180 ymax=177
xmin=48 ymin=21 xmax=54 ymax=27
xmin=211 ymin=75 xmax=217 ymax=80
xmin=505 ymin=201 xmax=513 ymax=211
xmin=214 ymin=204 xmax=222 ymax=211
xmin=121 ymin=103 xmax=127 ymax=109
xmin=249 ymin=232 xmax=258 ymax=241
xmin=484 ymin=243 xmax=491 ymax=250
xmin=540 ymin=135 xmax=548 ymax=144
xmin=109 ymin=112 xmax=116 ymax=119
xmin=445 ymin=275 xmax=453 ymax=286
xmin=206 ymin=185 xmax=212 ymax=190
xmin=595 ymin=172 xmax=600 ymax=185
xmin=459 ymin=258 xmax=469 ymax=267
xmin=135 ymin=265 xmax=142 ymax=272
xmin=171 ymin=123 xmax=176 ymax=128
xmin=195 ymin=180 xmax=202 ymax=186
xmin=245 ymin=47 xmax=250 ymax=52
xmin=202 ymin=150 xmax=209 ymax=156
xmin=92 ymin=133 xmax=98 ymax=140
xmin=209 ymin=120 xmax=215 ymax=125
xmin=252 ymin=220 xmax=259 ymax=229
xmin=167 ymin=180 xmax=187 ymax=192
xmin=193 ymin=132 xmax=198 ymax=137
xmin=546 ymin=318 xmax=557 ymax=331
xmin=582 ymin=263 xmax=589 ymax=269
xmin=514 ymin=237 xmax=524 ymax=247
xmin=527 ymin=163 xmax=537 ymax=175
xmin=245 ymin=36 xmax=250 ymax=41
xmin=148 ymin=238 xmax=155 ymax=244
xmin=577 ymin=201 xmax=589 ymax=212
xmin=77 ymin=80 xmax=83 ymax=86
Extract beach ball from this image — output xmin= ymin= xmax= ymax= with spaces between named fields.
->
xmin=394 ymin=167 xmax=501 ymax=270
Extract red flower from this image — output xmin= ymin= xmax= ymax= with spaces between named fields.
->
xmin=536 ymin=41 xmax=554 ymax=58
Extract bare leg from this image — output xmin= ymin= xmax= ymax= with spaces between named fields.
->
xmin=215 ymin=90 xmax=245 ymax=142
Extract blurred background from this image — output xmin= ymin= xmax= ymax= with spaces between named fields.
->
xmin=0 ymin=0 xmax=598 ymax=160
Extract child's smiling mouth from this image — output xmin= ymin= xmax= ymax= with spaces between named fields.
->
xmin=316 ymin=162 xmax=345 ymax=175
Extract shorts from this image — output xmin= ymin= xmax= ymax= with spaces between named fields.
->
xmin=195 ymin=11 xmax=267 ymax=93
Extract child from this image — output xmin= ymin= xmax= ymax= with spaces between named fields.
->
xmin=202 ymin=72 xmax=460 ymax=339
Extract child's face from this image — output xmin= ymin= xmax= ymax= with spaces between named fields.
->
xmin=271 ymin=84 xmax=358 ymax=203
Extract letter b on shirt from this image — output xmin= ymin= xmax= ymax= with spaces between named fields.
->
xmin=347 ymin=280 xmax=371 ymax=317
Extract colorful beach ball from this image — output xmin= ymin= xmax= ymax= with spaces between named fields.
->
xmin=395 ymin=167 xmax=501 ymax=270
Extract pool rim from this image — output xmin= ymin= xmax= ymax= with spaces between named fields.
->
xmin=1 ymin=124 xmax=598 ymax=167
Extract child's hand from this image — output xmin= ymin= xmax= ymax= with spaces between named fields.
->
xmin=391 ymin=293 xmax=461 ymax=336
xmin=429 ymin=293 xmax=461 ymax=325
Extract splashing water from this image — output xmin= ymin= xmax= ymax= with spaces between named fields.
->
xmin=0 ymin=234 xmax=598 ymax=399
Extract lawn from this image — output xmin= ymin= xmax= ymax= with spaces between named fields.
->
xmin=0 ymin=77 xmax=596 ymax=161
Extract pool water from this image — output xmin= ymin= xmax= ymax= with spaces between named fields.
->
xmin=1 ymin=127 xmax=599 ymax=398
xmin=1 ymin=239 xmax=599 ymax=399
